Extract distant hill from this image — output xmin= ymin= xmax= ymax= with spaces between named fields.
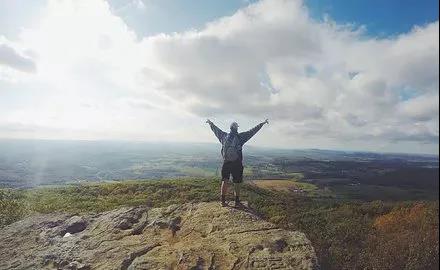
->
xmin=362 ymin=167 xmax=439 ymax=189
xmin=0 ymin=139 xmax=438 ymax=188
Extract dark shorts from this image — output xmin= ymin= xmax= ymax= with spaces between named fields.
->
xmin=221 ymin=160 xmax=243 ymax=183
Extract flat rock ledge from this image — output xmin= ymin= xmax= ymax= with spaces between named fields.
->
xmin=0 ymin=202 xmax=319 ymax=270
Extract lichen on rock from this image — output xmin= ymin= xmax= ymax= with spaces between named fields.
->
xmin=0 ymin=202 xmax=319 ymax=269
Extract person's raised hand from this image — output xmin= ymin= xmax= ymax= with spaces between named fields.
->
xmin=206 ymin=119 xmax=212 ymax=125
xmin=264 ymin=119 xmax=269 ymax=125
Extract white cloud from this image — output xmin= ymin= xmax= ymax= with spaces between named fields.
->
xmin=0 ymin=0 xmax=438 ymax=154
xmin=397 ymin=93 xmax=439 ymax=122
xmin=0 ymin=0 xmax=194 ymax=142
xmin=0 ymin=43 xmax=36 ymax=73
xmin=0 ymin=37 xmax=37 ymax=82
xmin=140 ymin=0 xmax=439 ymax=148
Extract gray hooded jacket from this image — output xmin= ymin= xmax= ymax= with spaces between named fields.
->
xmin=208 ymin=122 xmax=265 ymax=162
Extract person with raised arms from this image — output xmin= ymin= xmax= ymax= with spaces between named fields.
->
xmin=206 ymin=119 xmax=269 ymax=207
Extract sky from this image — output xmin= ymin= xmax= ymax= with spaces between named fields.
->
xmin=0 ymin=0 xmax=438 ymax=154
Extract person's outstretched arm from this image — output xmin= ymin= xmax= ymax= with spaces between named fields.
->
xmin=206 ymin=119 xmax=227 ymax=143
xmin=239 ymin=119 xmax=269 ymax=144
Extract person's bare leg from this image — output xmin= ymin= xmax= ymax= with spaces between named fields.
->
xmin=234 ymin=183 xmax=242 ymax=207
xmin=233 ymin=183 xmax=240 ymax=198
xmin=221 ymin=180 xmax=228 ymax=206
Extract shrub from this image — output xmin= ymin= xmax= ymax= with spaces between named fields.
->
xmin=360 ymin=202 xmax=439 ymax=270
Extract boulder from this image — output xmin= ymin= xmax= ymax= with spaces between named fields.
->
xmin=0 ymin=202 xmax=319 ymax=269
xmin=63 ymin=216 xmax=87 ymax=234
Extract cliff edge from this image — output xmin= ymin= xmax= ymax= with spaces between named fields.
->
xmin=0 ymin=202 xmax=318 ymax=269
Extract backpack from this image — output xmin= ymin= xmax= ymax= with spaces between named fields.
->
xmin=222 ymin=133 xmax=241 ymax=162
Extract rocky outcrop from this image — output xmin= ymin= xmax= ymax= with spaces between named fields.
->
xmin=0 ymin=202 xmax=319 ymax=269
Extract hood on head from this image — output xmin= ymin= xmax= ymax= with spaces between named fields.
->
xmin=230 ymin=122 xmax=239 ymax=131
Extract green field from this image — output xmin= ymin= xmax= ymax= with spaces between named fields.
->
xmin=330 ymin=184 xmax=439 ymax=201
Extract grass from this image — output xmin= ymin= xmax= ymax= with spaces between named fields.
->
xmin=178 ymin=167 xmax=216 ymax=177
xmin=0 ymin=178 xmax=219 ymax=226
xmin=250 ymin=179 xmax=318 ymax=193
xmin=0 ymin=177 xmax=310 ymax=226
xmin=2 ymin=178 xmax=436 ymax=226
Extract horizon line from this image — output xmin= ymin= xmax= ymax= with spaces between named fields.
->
xmin=0 ymin=137 xmax=438 ymax=157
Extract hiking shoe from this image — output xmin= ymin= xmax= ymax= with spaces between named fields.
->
xmin=234 ymin=198 xmax=243 ymax=208
xmin=221 ymin=194 xmax=227 ymax=207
